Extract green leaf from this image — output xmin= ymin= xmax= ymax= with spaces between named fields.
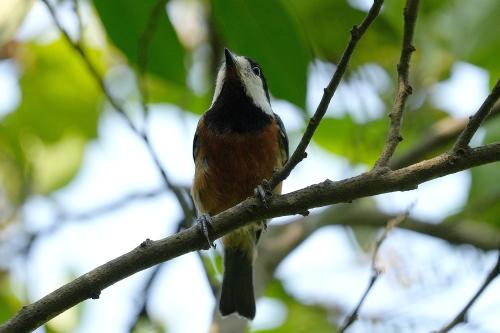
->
xmin=314 ymin=115 xmax=386 ymax=165
xmin=285 ymin=0 xmax=402 ymax=71
xmin=147 ymin=77 xmax=209 ymax=114
xmin=211 ymin=0 xmax=310 ymax=108
xmin=432 ymin=0 xmax=500 ymax=78
xmin=5 ymin=40 xmax=101 ymax=142
xmin=1 ymin=40 xmax=101 ymax=194
xmin=93 ymin=0 xmax=186 ymax=85
xmin=0 ymin=273 xmax=23 ymax=324
xmin=30 ymin=133 xmax=87 ymax=194
xmin=315 ymin=106 xmax=448 ymax=165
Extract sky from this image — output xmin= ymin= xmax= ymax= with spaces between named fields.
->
xmin=1 ymin=1 xmax=499 ymax=333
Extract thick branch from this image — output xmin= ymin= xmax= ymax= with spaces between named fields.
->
xmin=267 ymin=0 xmax=384 ymax=190
xmin=1 ymin=143 xmax=500 ymax=333
xmin=454 ymin=78 xmax=500 ymax=150
xmin=375 ymin=0 xmax=420 ymax=168
xmin=435 ymin=252 xmax=500 ymax=333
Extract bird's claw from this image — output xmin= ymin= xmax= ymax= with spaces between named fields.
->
xmin=196 ymin=213 xmax=216 ymax=249
xmin=254 ymin=184 xmax=271 ymax=208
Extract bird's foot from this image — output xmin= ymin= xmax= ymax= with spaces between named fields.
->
xmin=254 ymin=183 xmax=271 ymax=208
xmin=196 ymin=213 xmax=216 ymax=249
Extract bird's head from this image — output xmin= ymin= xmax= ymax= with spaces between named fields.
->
xmin=211 ymin=48 xmax=272 ymax=115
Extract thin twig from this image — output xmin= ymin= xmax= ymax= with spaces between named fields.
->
xmin=434 ymin=252 xmax=500 ymax=333
xmin=19 ymin=188 xmax=166 ymax=256
xmin=136 ymin=0 xmax=167 ymax=116
xmin=453 ymin=78 xmax=500 ymax=151
xmin=40 ymin=0 xmax=139 ymax=133
xmin=57 ymin=188 xmax=166 ymax=222
xmin=392 ymin=102 xmax=500 ymax=169
xmin=70 ymin=0 xmax=84 ymax=45
xmin=128 ymin=264 xmax=163 ymax=333
xmin=40 ymin=0 xmax=194 ymax=221
xmin=374 ymin=0 xmax=420 ymax=169
xmin=338 ymin=212 xmax=409 ymax=332
xmin=267 ymin=0 xmax=384 ymax=190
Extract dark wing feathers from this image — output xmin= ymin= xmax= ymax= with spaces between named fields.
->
xmin=274 ymin=113 xmax=289 ymax=164
xmin=192 ymin=121 xmax=201 ymax=162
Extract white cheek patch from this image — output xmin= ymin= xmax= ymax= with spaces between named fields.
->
xmin=211 ymin=67 xmax=225 ymax=105
xmin=235 ymin=57 xmax=273 ymax=115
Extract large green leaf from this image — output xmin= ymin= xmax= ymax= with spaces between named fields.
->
xmin=211 ymin=0 xmax=310 ymax=108
xmin=1 ymin=40 xmax=101 ymax=194
xmin=314 ymin=106 xmax=448 ymax=165
xmin=286 ymin=0 xmax=400 ymax=69
xmin=5 ymin=40 xmax=101 ymax=142
xmin=314 ymin=115 xmax=386 ymax=165
xmin=0 ymin=274 xmax=22 ymax=324
xmin=93 ymin=0 xmax=186 ymax=85
xmin=430 ymin=0 xmax=500 ymax=82
xmin=147 ymin=77 xmax=209 ymax=114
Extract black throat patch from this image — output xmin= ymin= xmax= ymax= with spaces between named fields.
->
xmin=205 ymin=78 xmax=272 ymax=134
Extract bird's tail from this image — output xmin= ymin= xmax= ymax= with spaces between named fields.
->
xmin=219 ymin=246 xmax=256 ymax=320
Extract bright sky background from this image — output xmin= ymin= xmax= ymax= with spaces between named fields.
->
xmin=1 ymin=1 xmax=499 ymax=333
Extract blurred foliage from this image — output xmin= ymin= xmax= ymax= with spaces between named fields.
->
xmin=458 ymin=117 xmax=500 ymax=226
xmin=211 ymin=0 xmax=310 ymax=108
xmin=0 ymin=0 xmax=499 ymax=331
xmin=256 ymin=279 xmax=337 ymax=333
xmin=0 ymin=272 xmax=22 ymax=324
xmin=0 ymin=39 xmax=101 ymax=199
xmin=92 ymin=0 xmax=186 ymax=85
xmin=131 ymin=317 xmax=166 ymax=333
xmin=315 ymin=106 xmax=449 ymax=165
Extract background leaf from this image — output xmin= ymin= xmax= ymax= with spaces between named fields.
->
xmin=1 ymin=40 xmax=101 ymax=194
xmin=211 ymin=0 xmax=310 ymax=108
xmin=93 ymin=0 xmax=186 ymax=85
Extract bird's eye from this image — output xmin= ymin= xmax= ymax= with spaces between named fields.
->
xmin=252 ymin=66 xmax=261 ymax=76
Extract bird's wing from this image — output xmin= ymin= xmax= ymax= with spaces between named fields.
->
xmin=274 ymin=113 xmax=289 ymax=165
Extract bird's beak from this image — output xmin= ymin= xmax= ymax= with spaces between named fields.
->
xmin=224 ymin=48 xmax=237 ymax=78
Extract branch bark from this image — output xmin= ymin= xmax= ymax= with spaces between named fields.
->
xmin=375 ymin=0 xmax=420 ymax=168
xmin=454 ymin=78 xmax=500 ymax=150
xmin=1 ymin=142 xmax=500 ymax=333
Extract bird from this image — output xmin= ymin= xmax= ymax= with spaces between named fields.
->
xmin=191 ymin=48 xmax=288 ymax=320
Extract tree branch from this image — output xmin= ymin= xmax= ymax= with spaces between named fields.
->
xmin=391 ymin=101 xmax=500 ymax=169
xmin=136 ymin=0 xmax=167 ymax=115
xmin=268 ymin=203 xmax=500 ymax=255
xmin=339 ymin=212 xmax=409 ymax=332
xmin=267 ymin=0 xmax=384 ymax=190
xmin=374 ymin=0 xmax=420 ymax=168
xmin=454 ymin=78 xmax=500 ymax=151
xmin=1 ymin=142 xmax=500 ymax=333
xmin=434 ymin=252 xmax=500 ymax=333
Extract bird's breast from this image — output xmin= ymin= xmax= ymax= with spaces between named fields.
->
xmin=193 ymin=119 xmax=281 ymax=215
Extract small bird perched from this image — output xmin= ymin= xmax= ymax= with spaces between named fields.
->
xmin=191 ymin=49 xmax=288 ymax=319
